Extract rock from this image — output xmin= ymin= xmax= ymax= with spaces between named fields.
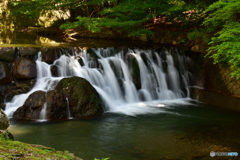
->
xmin=0 ymin=80 xmax=36 ymax=104
xmin=46 ymin=90 xmax=68 ymax=119
xmin=13 ymin=58 xmax=37 ymax=80
xmin=40 ymin=48 xmax=61 ymax=64
xmin=126 ymin=54 xmax=141 ymax=89
xmin=12 ymin=77 xmax=104 ymax=120
xmin=0 ymin=129 xmax=14 ymax=140
xmin=13 ymin=91 xmax=46 ymax=120
xmin=50 ymin=65 xmax=59 ymax=77
xmin=78 ymin=57 xmax=84 ymax=66
xmin=0 ymin=62 xmax=12 ymax=85
xmin=55 ymin=76 xmax=104 ymax=118
xmin=0 ymin=104 xmax=6 ymax=110
xmin=0 ymin=109 xmax=10 ymax=130
xmin=0 ymin=47 xmax=16 ymax=63
xmin=18 ymin=47 xmax=39 ymax=58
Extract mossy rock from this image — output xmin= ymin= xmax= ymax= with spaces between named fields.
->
xmin=0 ymin=109 xmax=10 ymax=130
xmin=55 ymin=76 xmax=104 ymax=118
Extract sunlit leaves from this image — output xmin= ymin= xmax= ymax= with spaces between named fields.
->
xmin=204 ymin=0 xmax=240 ymax=78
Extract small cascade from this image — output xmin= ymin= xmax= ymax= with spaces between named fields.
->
xmin=4 ymin=47 xmax=195 ymax=117
xmin=66 ymin=97 xmax=72 ymax=119
xmin=39 ymin=102 xmax=47 ymax=121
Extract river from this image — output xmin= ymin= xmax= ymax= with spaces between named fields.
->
xmin=9 ymin=100 xmax=240 ymax=160
xmin=2 ymin=35 xmax=240 ymax=160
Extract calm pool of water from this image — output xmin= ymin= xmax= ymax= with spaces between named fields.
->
xmin=9 ymin=100 xmax=240 ymax=160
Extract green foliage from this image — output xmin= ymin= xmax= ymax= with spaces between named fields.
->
xmin=187 ymin=29 xmax=211 ymax=43
xmin=0 ymin=135 xmax=75 ymax=159
xmin=9 ymin=0 xmax=216 ymax=36
xmin=203 ymin=0 xmax=240 ymax=78
xmin=60 ymin=0 xmax=173 ymax=36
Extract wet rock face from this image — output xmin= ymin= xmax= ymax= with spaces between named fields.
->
xmin=0 ymin=62 xmax=12 ymax=85
xmin=50 ymin=65 xmax=59 ymax=77
xmin=0 ymin=80 xmax=36 ymax=106
xmin=12 ymin=77 xmax=104 ymax=120
xmin=41 ymin=48 xmax=61 ymax=64
xmin=13 ymin=58 xmax=37 ymax=80
xmin=0 ymin=109 xmax=10 ymax=130
xmin=126 ymin=54 xmax=141 ymax=90
xmin=46 ymin=90 xmax=68 ymax=119
xmin=13 ymin=91 xmax=46 ymax=120
xmin=55 ymin=77 xmax=104 ymax=118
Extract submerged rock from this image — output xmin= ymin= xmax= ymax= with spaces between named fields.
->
xmin=55 ymin=76 xmax=104 ymax=118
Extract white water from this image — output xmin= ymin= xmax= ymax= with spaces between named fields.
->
xmin=4 ymin=47 xmax=194 ymax=118
xmin=66 ymin=97 xmax=72 ymax=119
xmin=39 ymin=102 xmax=47 ymax=120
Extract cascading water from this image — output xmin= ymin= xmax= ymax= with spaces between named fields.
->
xmin=66 ymin=97 xmax=72 ymax=119
xmin=4 ymin=47 xmax=195 ymax=118
xmin=39 ymin=102 xmax=47 ymax=120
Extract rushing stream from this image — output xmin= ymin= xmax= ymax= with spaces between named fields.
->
xmin=3 ymin=47 xmax=240 ymax=159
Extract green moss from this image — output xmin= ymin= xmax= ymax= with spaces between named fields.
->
xmin=0 ymin=135 xmax=76 ymax=159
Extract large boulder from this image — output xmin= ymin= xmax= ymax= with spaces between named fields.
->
xmin=45 ymin=90 xmax=68 ymax=119
xmin=0 ymin=109 xmax=10 ymax=130
xmin=0 ymin=62 xmax=12 ymax=85
xmin=13 ymin=91 xmax=46 ymax=120
xmin=13 ymin=58 xmax=37 ymax=80
xmin=12 ymin=77 xmax=104 ymax=120
xmin=0 ymin=47 xmax=16 ymax=63
xmin=55 ymin=76 xmax=104 ymax=118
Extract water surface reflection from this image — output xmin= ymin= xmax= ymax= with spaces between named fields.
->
xmin=9 ymin=101 xmax=240 ymax=160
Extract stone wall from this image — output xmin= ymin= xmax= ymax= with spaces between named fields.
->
xmin=199 ymin=58 xmax=240 ymax=96
xmin=191 ymin=55 xmax=240 ymax=112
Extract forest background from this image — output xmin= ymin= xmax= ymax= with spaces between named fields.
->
xmin=1 ymin=0 xmax=240 ymax=77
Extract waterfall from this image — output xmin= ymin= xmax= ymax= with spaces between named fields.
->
xmin=4 ymin=47 xmax=195 ymax=117
xmin=39 ymin=102 xmax=47 ymax=121
xmin=66 ymin=97 xmax=72 ymax=119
